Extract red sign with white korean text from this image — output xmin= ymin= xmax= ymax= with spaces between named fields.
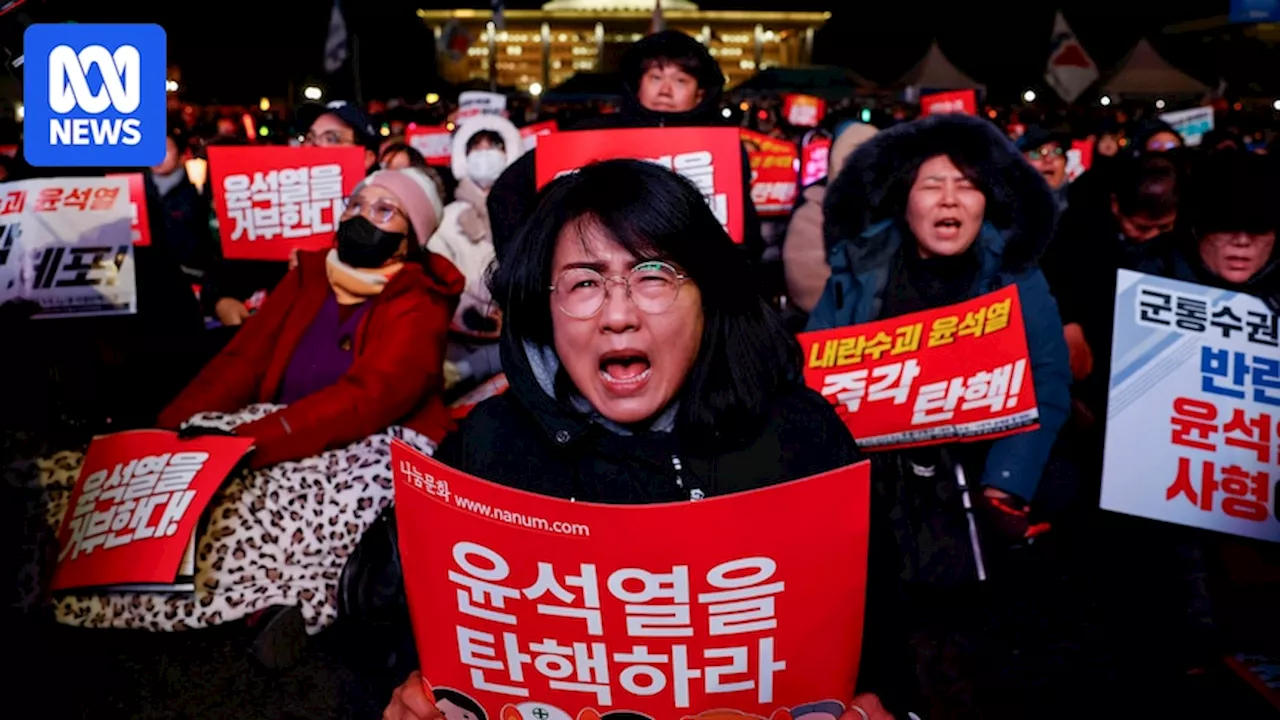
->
xmin=407 ymin=125 xmax=454 ymax=167
xmin=209 ymin=146 xmax=366 ymax=261
xmin=740 ymin=129 xmax=798 ymax=217
xmin=107 ymin=173 xmax=152 ymax=247
xmin=920 ymin=89 xmax=977 ymax=117
xmin=800 ymin=137 xmax=831 ymax=188
xmin=798 ymin=285 xmax=1040 ymax=450
xmin=783 ymin=95 xmax=826 ymax=128
xmin=393 ymin=442 xmax=871 ymax=720
xmin=521 ymin=120 xmax=560 ymax=151
xmin=51 ymin=430 xmax=255 ymax=592
xmin=535 ymin=127 xmax=746 ymax=244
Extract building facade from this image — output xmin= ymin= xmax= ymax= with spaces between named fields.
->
xmin=420 ymin=0 xmax=830 ymax=92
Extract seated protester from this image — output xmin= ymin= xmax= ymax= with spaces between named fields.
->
xmin=428 ymin=114 xmax=524 ymax=397
xmin=384 ymin=160 xmax=918 ymax=720
xmin=201 ymin=100 xmax=380 ymax=330
xmin=805 ymin=113 xmax=1072 ymax=719
xmin=1177 ymin=150 xmax=1279 ymax=307
xmin=41 ymin=167 xmax=463 ymax=645
xmin=1046 ymin=156 xmax=1183 ymax=415
xmin=809 ymin=113 xmax=1071 ymax=527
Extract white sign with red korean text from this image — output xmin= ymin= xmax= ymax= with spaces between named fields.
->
xmin=392 ymin=441 xmax=872 ymax=719
xmin=1100 ymin=270 xmax=1280 ymax=542
xmin=0 ymin=175 xmax=135 ymax=318
xmin=209 ymin=146 xmax=366 ymax=261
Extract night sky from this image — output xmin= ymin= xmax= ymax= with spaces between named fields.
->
xmin=7 ymin=0 xmax=1265 ymax=104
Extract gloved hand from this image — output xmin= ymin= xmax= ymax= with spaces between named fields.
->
xmin=978 ymin=487 xmax=1044 ymax=545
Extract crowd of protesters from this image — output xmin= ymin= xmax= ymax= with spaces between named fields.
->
xmin=2 ymin=27 xmax=1278 ymax=720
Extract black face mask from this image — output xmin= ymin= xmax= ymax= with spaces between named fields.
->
xmin=335 ymin=216 xmax=407 ymax=269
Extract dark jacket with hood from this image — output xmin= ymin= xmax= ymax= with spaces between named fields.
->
xmin=487 ymin=31 xmax=763 ymax=265
xmin=806 ymin=114 xmax=1072 ymax=502
xmin=434 ymin=336 xmax=920 ymax=715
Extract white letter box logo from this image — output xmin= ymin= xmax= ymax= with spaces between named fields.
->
xmin=47 ymin=44 xmax=141 ymax=114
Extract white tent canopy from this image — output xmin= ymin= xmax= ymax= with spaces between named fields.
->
xmin=1102 ymin=39 xmax=1209 ymax=96
xmin=897 ymin=42 xmax=986 ymax=92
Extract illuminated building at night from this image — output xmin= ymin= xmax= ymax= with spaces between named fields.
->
xmin=420 ymin=0 xmax=830 ymax=91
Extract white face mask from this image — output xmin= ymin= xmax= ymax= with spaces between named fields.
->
xmin=466 ymin=148 xmax=507 ymax=187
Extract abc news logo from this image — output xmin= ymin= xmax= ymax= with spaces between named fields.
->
xmin=23 ymin=24 xmax=166 ymax=168
xmin=48 ymin=44 xmax=143 ymax=147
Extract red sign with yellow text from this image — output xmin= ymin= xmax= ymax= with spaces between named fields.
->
xmin=52 ymin=430 xmax=254 ymax=592
xmin=209 ymin=146 xmax=366 ymax=261
xmin=920 ymin=89 xmax=977 ymax=117
xmin=393 ymin=442 xmax=870 ymax=720
xmin=798 ymin=285 xmax=1039 ymax=449
xmin=740 ymin=129 xmax=798 ymax=217
xmin=535 ymin=127 xmax=746 ymax=243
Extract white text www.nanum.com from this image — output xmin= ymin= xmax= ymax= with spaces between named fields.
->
xmin=452 ymin=494 xmax=591 ymax=537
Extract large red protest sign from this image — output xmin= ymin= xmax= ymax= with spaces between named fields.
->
xmin=521 ymin=120 xmax=560 ymax=150
xmin=393 ymin=442 xmax=870 ymax=720
xmin=209 ymin=146 xmax=366 ymax=261
xmin=52 ymin=430 xmax=254 ymax=592
xmin=920 ymin=89 xmax=977 ymax=117
xmin=799 ymin=285 xmax=1039 ymax=450
xmin=535 ymin=127 xmax=746 ymax=244
xmin=740 ymin=129 xmax=798 ymax=217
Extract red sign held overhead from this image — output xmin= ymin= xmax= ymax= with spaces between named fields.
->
xmin=920 ymin=89 xmax=977 ymax=117
xmin=536 ymin=127 xmax=746 ymax=244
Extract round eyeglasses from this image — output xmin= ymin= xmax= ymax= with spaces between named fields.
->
xmin=342 ymin=196 xmax=404 ymax=225
xmin=550 ymin=261 xmax=688 ymax=319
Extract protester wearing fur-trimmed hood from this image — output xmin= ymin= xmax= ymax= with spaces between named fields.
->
xmin=808 ymin=113 xmax=1071 ymax=525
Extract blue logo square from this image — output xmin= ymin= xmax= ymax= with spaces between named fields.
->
xmin=23 ymin=23 xmax=167 ymax=168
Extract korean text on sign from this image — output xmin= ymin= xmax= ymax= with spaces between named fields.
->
xmin=52 ymin=430 xmax=255 ymax=592
xmin=392 ymin=441 xmax=871 ymax=719
xmin=534 ymin=127 xmax=746 ymax=244
xmin=1100 ymin=270 xmax=1280 ymax=543
xmin=799 ymin=285 xmax=1040 ymax=450
xmin=0 ymin=175 xmax=136 ymax=318
xmin=741 ymin=129 xmax=798 ymax=217
xmin=209 ymin=146 xmax=366 ymax=261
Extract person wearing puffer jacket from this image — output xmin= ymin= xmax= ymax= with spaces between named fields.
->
xmin=428 ymin=114 xmax=525 ymax=392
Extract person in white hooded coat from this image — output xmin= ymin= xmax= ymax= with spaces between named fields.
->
xmin=428 ymin=114 xmax=525 ymax=390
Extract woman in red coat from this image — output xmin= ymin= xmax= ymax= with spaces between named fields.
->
xmin=50 ymin=168 xmax=463 ymax=644
xmin=159 ymin=167 xmax=464 ymax=465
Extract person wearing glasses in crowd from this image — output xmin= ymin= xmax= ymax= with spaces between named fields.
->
xmin=201 ymin=101 xmax=383 ymax=335
xmin=381 ymin=160 xmax=920 ymax=720
xmin=1018 ymin=125 xmax=1072 ymax=213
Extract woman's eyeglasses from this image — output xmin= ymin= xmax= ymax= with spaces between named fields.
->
xmin=1025 ymin=146 xmax=1065 ymax=161
xmin=342 ymin=196 xmax=404 ymax=225
xmin=550 ymin=261 xmax=688 ymax=319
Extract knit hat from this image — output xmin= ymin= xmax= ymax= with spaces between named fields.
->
xmin=352 ymin=167 xmax=444 ymax=244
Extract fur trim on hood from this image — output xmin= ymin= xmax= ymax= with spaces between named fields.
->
xmin=617 ymin=30 xmax=726 ymax=128
xmin=823 ymin=113 xmax=1058 ymax=276
xmin=451 ymin=114 xmax=525 ymax=181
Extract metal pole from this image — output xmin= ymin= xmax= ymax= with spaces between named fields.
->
xmin=488 ymin=21 xmax=498 ymax=92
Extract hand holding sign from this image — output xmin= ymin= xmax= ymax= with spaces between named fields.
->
xmin=384 ymin=671 xmax=446 ymax=720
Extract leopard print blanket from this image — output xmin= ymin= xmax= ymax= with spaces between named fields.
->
xmin=10 ymin=404 xmax=434 ymax=635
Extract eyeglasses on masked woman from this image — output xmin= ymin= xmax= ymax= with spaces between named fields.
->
xmin=342 ymin=195 xmax=405 ymax=226
xmin=550 ymin=260 xmax=688 ymax=319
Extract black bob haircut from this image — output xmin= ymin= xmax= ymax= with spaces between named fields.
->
xmin=431 ymin=688 xmax=486 ymax=720
xmin=489 ymin=158 xmax=801 ymax=444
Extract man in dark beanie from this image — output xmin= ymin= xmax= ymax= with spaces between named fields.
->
xmin=487 ymin=31 xmax=763 ymax=269
xmin=1178 ymin=151 xmax=1278 ymax=308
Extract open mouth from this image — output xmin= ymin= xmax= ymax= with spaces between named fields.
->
xmin=934 ymin=217 xmax=962 ymax=240
xmin=599 ymin=350 xmax=652 ymax=391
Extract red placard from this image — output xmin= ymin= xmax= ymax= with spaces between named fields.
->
xmin=1066 ymin=139 xmax=1094 ymax=182
xmin=799 ymin=285 xmax=1040 ymax=450
xmin=535 ymin=127 xmax=746 ymax=244
xmin=740 ymin=129 xmax=798 ymax=217
xmin=209 ymin=146 xmax=366 ymax=261
xmin=407 ymin=125 xmax=454 ymax=167
xmin=783 ymin=94 xmax=826 ymax=128
xmin=107 ymin=173 xmax=152 ymax=247
xmin=920 ymin=89 xmax=977 ymax=117
xmin=52 ymin=430 xmax=255 ymax=592
xmin=800 ymin=137 xmax=832 ymax=188
xmin=520 ymin=120 xmax=559 ymax=150
xmin=393 ymin=442 xmax=870 ymax=720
